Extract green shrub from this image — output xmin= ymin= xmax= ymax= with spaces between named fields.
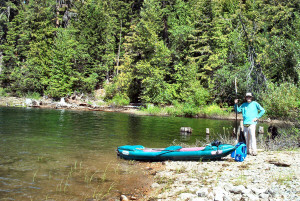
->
xmin=141 ymin=104 xmax=164 ymax=115
xmin=201 ymin=104 xmax=231 ymax=116
xmin=260 ymin=82 xmax=300 ymax=120
xmin=141 ymin=102 xmax=231 ymax=118
xmin=182 ymin=103 xmax=200 ymax=116
xmin=181 ymin=82 xmax=210 ymax=107
xmin=0 ymin=87 xmax=8 ymax=97
xmin=25 ymin=92 xmax=41 ymax=100
xmin=141 ymin=103 xmax=200 ymax=117
xmin=108 ymin=94 xmax=130 ymax=106
xmin=104 ymin=82 xmax=118 ymax=99
xmin=164 ymin=105 xmax=184 ymax=116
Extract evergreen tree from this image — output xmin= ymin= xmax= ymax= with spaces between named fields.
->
xmin=46 ymin=28 xmax=89 ymax=98
xmin=121 ymin=0 xmax=171 ymax=103
xmin=72 ymin=0 xmax=119 ymax=85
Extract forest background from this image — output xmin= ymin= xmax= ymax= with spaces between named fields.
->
xmin=0 ymin=0 xmax=299 ymax=120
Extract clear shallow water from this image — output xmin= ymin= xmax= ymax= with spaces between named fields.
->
xmin=0 ymin=107 xmax=267 ymax=200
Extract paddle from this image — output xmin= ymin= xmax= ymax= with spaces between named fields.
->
xmin=235 ymin=77 xmax=238 ymax=144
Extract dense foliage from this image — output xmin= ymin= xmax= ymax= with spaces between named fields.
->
xmin=0 ymin=0 xmax=299 ymax=118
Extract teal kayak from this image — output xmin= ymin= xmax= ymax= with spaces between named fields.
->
xmin=117 ymin=143 xmax=237 ymax=161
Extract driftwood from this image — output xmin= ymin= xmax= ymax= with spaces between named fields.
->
xmin=180 ymin=127 xmax=193 ymax=133
xmin=268 ymin=160 xmax=291 ymax=167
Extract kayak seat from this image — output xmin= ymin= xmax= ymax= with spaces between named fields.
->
xmin=143 ymin=147 xmax=205 ymax=152
xmin=143 ymin=148 xmax=164 ymax=152
xmin=164 ymin=146 xmax=182 ymax=151
xmin=143 ymin=146 xmax=182 ymax=152
xmin=179 ymin=147 xmax=205 ymax=152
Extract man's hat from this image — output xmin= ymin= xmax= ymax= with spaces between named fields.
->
xmin=245 ymin=92 xmax=253 ymax=97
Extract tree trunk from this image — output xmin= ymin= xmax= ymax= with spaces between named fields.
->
xmin=239 ymin=14 xmax=267 ymax=93
xmin=0 ymin=51 xmax=2 ymax=75
xmin=116 ymin=20 xmax=122 ymax=75
xmin=56 ymin=6 xmax=60 ymax=28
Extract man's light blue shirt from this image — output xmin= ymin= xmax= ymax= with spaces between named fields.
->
xmin=234 ymin=101 xmax=265 ymax=125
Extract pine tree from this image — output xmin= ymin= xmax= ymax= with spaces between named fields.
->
xmin=121 ymin=0 xmax=171 ymax=103
xmin=72 ymin=0 xmax=119 ymax=85
xmin=46 ymin=28 xmax=87 ymax=98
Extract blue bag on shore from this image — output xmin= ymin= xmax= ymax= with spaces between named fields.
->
xmin=231 ymin=142 xmax=247 ymax=162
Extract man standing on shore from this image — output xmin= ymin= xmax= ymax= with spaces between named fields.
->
xmin=234 ymin=93 xmax=265 ymax=156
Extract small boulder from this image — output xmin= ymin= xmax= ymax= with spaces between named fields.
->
xmin=243 ymin=193 xmax=259 ymax=201
xmin=197 ymin=188 xmax=208 ymax=197
xmin=151 ymin=183 xmax=160 ymax=188
xmin=178 ymin=193 xmax=196 ymax=200
xmin=259 ymin=193 xmax=269 ymax=199
xmin=230 ymin=185 xmax=246 ymax=194
xmin=251 ymin=187 xmax=266 ymax=195
xmin=120 ymin=195 xmax=129 ymax=201
xmin=25 ymin=98 xmax=32 ymax=106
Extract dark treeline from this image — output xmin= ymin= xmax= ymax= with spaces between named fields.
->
xmin=0 ymin=0 xmax=299 ymax=117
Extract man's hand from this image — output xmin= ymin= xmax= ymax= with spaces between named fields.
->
xmin=253 ymin=118 xmax=258 ymax=122
xmin=234 ymin=99 xmax=239 ymax=104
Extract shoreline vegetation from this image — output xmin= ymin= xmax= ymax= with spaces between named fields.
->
xmin=0 ymin=94 xmax=298 ymax=126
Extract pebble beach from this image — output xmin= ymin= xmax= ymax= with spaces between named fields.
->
xmin=147 ymin=150 xmax=300 ymax=201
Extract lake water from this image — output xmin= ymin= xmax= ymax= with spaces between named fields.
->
xmin=0 ymin=107 xmax=267 ymax=200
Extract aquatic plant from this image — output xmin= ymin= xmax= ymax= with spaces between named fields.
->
xmin=32 ymin=170 xmax=38 ymax=183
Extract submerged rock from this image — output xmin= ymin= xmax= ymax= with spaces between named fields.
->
xmin=120 ymin=195 xmax=129 ymax=201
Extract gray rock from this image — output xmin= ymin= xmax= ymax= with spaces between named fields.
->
xmin=223 ymin=194 xmax=233 ymax=201
xmin=242 ymin=188 xmax=251 ymax=195
xmin=223 ymin=183 xmax=233 ymax=192
xmin=251 ymin=187 xmax=266 ymax=195
xmin=214 ymin=187 xmax=226 ymax=201
xmin=230 ymin=185 xmax=246 ymax=194
xmin=191 ymin=198 xmax=207 ymax=201
xmin=178 ymin=193 xmax=196 ymax=200
xmin=214 ymin=191 xmax=224 ymax=201
xmin=25 ymin=98 xmax=32 ymax=106
xmin=208 ymin=192 xmax=214 ymax=200
xmin=259 ymin=193 xmax=269 ymax=199
xmin=243 ymin=193 xmax=259 ymax=201
xmin=120 ymin=195 xmax=129 ymax=201
xmin=197 ymin=188 xmax=208 ymax=197
xmin=151 ymin=182 xmax=160 ymax=188
xmin=232 ymin=194 xmax=242 ymax=201
xmin=266 ymin=188 xmax=276 ymax=196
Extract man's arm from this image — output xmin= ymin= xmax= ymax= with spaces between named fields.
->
xmin=256 ymin=102 xmax=265 ymax=119
xmin=234 ymin=100 xmax=242 ymax=113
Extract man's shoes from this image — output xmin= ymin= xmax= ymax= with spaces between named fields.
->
xmin=248 ymin=150 xmax=257 ymax=156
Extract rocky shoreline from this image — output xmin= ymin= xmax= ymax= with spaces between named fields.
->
xmin=146 ymin=150 xmax=300 ymax=201
xmin=0 ymin=96 xmax=141 ymax=113
xmin=0 ymin=96 xmax=297 ymax=126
